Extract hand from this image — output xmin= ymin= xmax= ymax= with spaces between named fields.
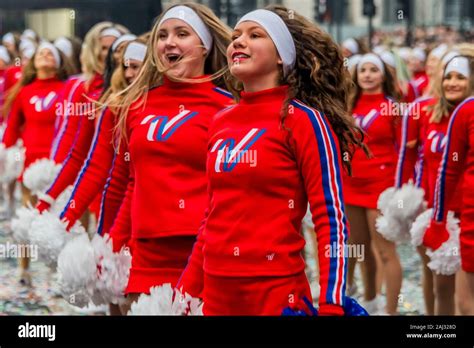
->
xmin=36 ymin=200 xmax=51 ymax=213
xmin=422 ymin=221 xmax=449 ymax=250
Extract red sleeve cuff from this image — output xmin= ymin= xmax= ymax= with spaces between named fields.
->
xmin=318 ymin=303 xmax=344 ymax=316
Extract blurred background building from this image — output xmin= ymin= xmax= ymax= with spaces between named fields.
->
xmin=0 ymin=0 xmax=473 ymax=43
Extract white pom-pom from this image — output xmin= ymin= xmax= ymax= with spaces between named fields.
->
xmin=1 ymin=142 xmax=25 ymax=184
xmin=391 ymin=182 xmax=426 ymax=220
xmin=426 ymin=212 xmax=461 ymax=275
xmin=128 ymin=284 xmax=203 ymax=316
xmin=29 ymin=211 xmax=84 ymax=267
xmin=22 ymin=159 xmax=61 ymax=195
xmin=50 ymin=186 xmax=74 ymax=216
xmin=377 ymin=187 xmax=397 ymax=213
xmin=375 ymin=214 xmax=410 ymax=243
xmin=57 ymin=233 xmax=96 ymax=307
xmin=11 ymin=204 xmax=39 ymax=244
xmin=90 ymin=234 xmax=131 ymax=305
xmin=410 ymin=209 xmax=433 ymax=247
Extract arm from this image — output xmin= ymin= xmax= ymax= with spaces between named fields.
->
xmin=291 ymin=104 xmax=348 ymax=316
xmin=424 ymin=98 xmax=474 ymax=249
xmin=58 ymin=108 xmax=117 ymax=227
xmin=2 ymin=90 xmax=24 ymax=147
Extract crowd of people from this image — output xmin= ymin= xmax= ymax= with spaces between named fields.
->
xmin=0 ymin=2 xmax=473 ymax=316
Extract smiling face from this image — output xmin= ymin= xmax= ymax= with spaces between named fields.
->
xmin=34 ymin=48 xmax=57 ymax=72
xmin=227 ymin=21 xmax=282 ymax=87
xmin=443 ymin=71 xmax=469 ymax=103
xmin=157 ymin=18 xmax=207 ymax=79
xmin=357 ymin=62 xmax=384 ymax=93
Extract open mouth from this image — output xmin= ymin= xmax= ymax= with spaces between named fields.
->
xmin=166 ymin=53 xmax=181 ymax=64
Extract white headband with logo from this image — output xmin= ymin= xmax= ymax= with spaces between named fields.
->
xmin=357 ymin=53 xmax=385 ymax=75
xmin=124 ymin=42 xmax=147 ymax=62
xmin=0 ymin=45 xmax=10 ymax=64
xmin=445 ymin=56 xmax=470 ymax=78
xmin=54 ymin=37 xmax=73 ymax=58
xmin=237 ymin=9 xmax=296 ymax=77
xmin=100 ymin=28 xmax=122 ymax=38
xmin=159 ymin=5 xmax=213 ymax=52
xmin=37 ymin=42 xmax=61 ymax=68
xmin=112 ymin=34 xmax=137 ymax=52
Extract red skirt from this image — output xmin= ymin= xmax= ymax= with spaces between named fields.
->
xmin=202 ymin=271 xmax=312 ymax=315
xmin=343 ymin=175 xmax=393 ymax=209
xmin=461 ymin=209 xmax=474 ymax=273
xmin=125 ymin=236 xmax=196 ymax=294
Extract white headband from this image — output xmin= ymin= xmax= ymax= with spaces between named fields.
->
xmin=0 ymin=45 xmax=10 ymax=64
xmin=124 ymin=42 xmax=147 ymax=62
xmin=37 ymin=42 xmax=61 ymax=68
xmin=357 ymin=53 xmax=385 ymax=74
xmin=112 ymin=34 xmax=137 ymax=52
xmin=2 ymin=33 xmax=15 ymax=46
xmin=23 ymin=47 xmax=35 ymax=59
xmin=430 ymin=44 xmax=448 ymax=59
xmin=54 ymin=37 xmax=73 ymax=58
xmin=347 ymin=54 xmax=362 ymax=71
xmin=398 ymin=47 xmax=411 ymax=61
xmin=444 ymin=56 xmax=470 ymax=78
xmin=100 ymin=28 xmax=122 ymax=38
xmin=237 ymin=9 xmax=296 ymax=77
xmin=20 ymin=39 xmax=35 ymax=52
xmin=343 ymin=38 xmax=359 ymax=54
xmin=411 ymin=47 xmax=426 ymax=62
xmin=21 ymin=29 xmax=37 ymax=41
xmin=159 ymin=5 xmax=213 ymax=52
xmin=380 ymin=51 xmax=396 ymax=68
xmin=442 ymin=50 xmax=459 ymax=65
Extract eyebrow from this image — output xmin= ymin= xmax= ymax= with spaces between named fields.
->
xmin=159 ymin=26 xmax=190 ymax=32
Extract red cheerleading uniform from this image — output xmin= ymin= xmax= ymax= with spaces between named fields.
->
xmin=428 ymin=97 xmax=474 ymax=272
xmin=2 ymin=77 xmax=65 ymax=176
xmin=50 ymin=75 xmax=85 ymax=161
xmin=406 ymin=71 xmax=429 ymax=103
xmin=58 ymin=107 xmax=129 ymax=239
xmin=0 ymin=69 xmax=6 ymax=113
xmin=178 ymin=86 xmax=348 ymax=316
xmin=4 ymin=65 xmax=22 ymax=92
xmin=343 ymin=93 xmax=400 ymax=209
xmin=108 ymin=77 xmax=233 ymax=293
xmin=42 ymin=73 xmax=103 ymax=205
xmin=394 ymin=96 xmax=437 ymax=189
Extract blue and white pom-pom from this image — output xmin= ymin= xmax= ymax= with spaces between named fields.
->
xmin=128 ymin=283 xmax=203 ymax=315
xmin=23 ymin=158 xmax=61 ymax=196
xmin=281 ymin=296 xmax=368 ymax=316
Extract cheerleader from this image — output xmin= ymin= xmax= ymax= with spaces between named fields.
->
xmin=0 ymin=45 xmax=11 ymax=111
xmin=1 ymin=42 xmax=72 ymax=285
xmin=2 ymin=32 xmax=20 ymax=59
xmin=178 ymin=5 xmax=365 ymax=315
xmin=106 ymin=3 xmax=233 ymax=314
xmin=36 ymin=23 xmax=128 ymax=219
xmin=423 ymin=55 xmax=474 ymax=314
xmin=344 ymin=53 xmax=402 ymax=314
xmin=406 ymin=47 xmax=429 ymax=102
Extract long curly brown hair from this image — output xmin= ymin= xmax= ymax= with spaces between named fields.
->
xmin=235 ymin=5 xmax=367 ymax=175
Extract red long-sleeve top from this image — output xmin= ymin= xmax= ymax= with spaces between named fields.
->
xmin=108 ymin=77 xmax=233 ymax=243
xmin=179 ymin=86 xmax=348 ymax=315
xmin=58 ymin=107 xmax=129 ymax=237
xmin=432 ymin=97 xmax=474 ymax=223
xmin=44 ymin=73 xmax=103 ymax=200
xmin=2 ymin=77 xmax=65 ymax=170
xmin=405 ymin=71 xmax=429 ymax=103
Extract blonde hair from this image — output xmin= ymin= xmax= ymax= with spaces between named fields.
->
xmin=80 ymin=22 xmax=129 ymax=79
xmin=430 ymin=52 xmax=474 ymax=123
xmin=111 ymin=2 xmax=234 ymax=145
